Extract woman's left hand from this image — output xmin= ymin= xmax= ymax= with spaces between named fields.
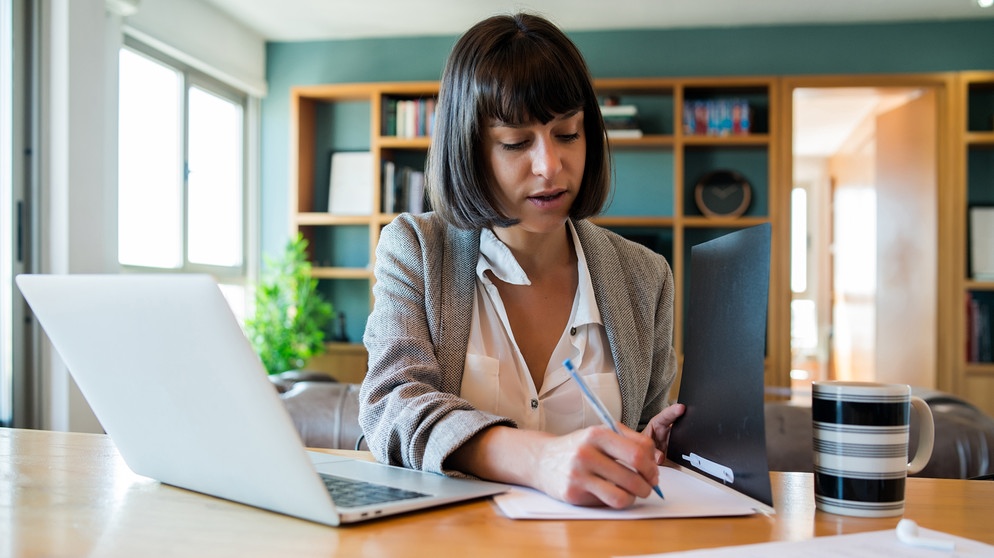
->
xmin=641 ymin=403 xmax=685 ymax=465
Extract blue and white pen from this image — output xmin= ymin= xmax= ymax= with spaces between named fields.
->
xmin=563 ymin=358 xmax=665 ymax=499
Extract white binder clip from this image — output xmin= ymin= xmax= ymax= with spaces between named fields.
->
xmin=682 ymin=453 xmax=734 ymax=483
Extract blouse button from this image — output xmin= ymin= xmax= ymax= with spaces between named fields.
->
xmin=530 ymin=399 xmax=539 ymax=409
xmin=570 ymin=326 xmax=577 ymax=336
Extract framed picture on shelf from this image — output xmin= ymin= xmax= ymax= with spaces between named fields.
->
xmin=970 ymin=206 xmax=994 ymax=281
xmin=327 ymin=151 xmax=373 ymax=215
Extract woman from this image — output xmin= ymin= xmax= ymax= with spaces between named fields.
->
xmin=359 ymin=12 xmax=684 ymax=509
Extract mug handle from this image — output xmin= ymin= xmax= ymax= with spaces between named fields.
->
xmin=907 ymin=396 xmax=934 ymax=475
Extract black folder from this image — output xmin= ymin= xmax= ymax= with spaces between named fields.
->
xmin=667 ymin=223 xmax=774 ymax=508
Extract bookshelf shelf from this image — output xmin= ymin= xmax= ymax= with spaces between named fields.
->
xmin=608 ymin=135 xmax=675 ymax=148
xmin=377 ymin=136 xmax=432 ymax=149
xmin=965 ymin=363 xmax=994 ymax=376
xmin=681 ymin=134 xmax=771 ymax=146
xmin=590 ymin=216 xmax=676 ymax=228
xmin=966 ymin=132 xmax=994 ymax=145
xmin=295 ymin=213 xmax=373 ymax=226
xmin=290 ymin=77 xmax=785 ymax=385
xmin=681 ymin=216 xmax=771 ymax=228
xmin=966 ymin=280 xmax=994 ymax=292
xmin=310 ymin=267 xmax=373 ymax=280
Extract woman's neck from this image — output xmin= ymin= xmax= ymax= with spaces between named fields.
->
xmin=492 ymin=222 xmax=575 ymax=279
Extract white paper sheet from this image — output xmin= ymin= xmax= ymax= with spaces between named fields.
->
xmin=620 ymin=527 xmax=994 ymax=557
xmin=492 ymin=466 xmax=761 ymax=520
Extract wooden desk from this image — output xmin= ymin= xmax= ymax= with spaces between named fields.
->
xmin=3 ymin=427 xmax=992 ymax=557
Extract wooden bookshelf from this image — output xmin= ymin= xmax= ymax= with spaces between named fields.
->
xmin=952 ymin=72 xmax=994 ymax=415
xmin=289 ymin=77 xmax=787 ymax=388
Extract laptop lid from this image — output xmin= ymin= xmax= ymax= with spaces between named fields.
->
xmin=666 ymin=224 xmax=774 ymax=509
xmin=15 ymin=273 xmax=506 ymax=526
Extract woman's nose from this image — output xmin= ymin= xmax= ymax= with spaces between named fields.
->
xmin=531 ymin=138 xmax=563 ymax=179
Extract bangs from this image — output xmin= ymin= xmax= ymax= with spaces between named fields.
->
xmin=476 ymin=37 xmax=589 ymax=125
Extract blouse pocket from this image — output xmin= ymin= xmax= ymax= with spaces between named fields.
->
xmin=581 ymin=371 xmax=623 ymax=425
xmin=460 ymin=353 xmax=501 ymax=415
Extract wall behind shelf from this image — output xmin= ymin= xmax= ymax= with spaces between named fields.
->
xmin=261 ymin=19 xmax=994 ymax=340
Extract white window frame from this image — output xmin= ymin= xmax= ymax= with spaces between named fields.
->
xmin=118 ymin=36 xmax=250 ymax=288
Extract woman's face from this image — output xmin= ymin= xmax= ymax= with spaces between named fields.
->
xmin=483 ymin=110 xmax=586 ymax=235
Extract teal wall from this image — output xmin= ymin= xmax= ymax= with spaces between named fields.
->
xmin=262 ymin=19 xmax=994 ymax=339
xmin=263 ymin=19 xmax=994 ymax=254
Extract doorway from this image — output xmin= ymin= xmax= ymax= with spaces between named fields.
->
xmin=788 ymin=81 xmax=940 ymax=393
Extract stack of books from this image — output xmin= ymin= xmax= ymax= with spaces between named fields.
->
xmin=683 ymin=99 xmax=751 ymax=136
xmin=600 ymin=103 xmax=643 ymax=139
xmin=382 ymin=161 xmax=428 ymax=215
xmin=382 ymin=97 xmax=436 ymax=138
xmin=967 ymin=291 xmax=993 ymax=363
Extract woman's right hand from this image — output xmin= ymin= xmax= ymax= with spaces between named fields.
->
xmin=532 ymin=423 xmax=661 ymax=508
xmin=448 ymin=424 xmax=660 ymax=509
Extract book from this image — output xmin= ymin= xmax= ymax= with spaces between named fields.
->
xmin=406 ymin=169 xmax=426 ymax=214
xmin=327 ymin=151 xmax=373 ymax=215
xmin=601 ymin=104 xmax=642 ymax=138
xmin=600 ymin=104 xmax=638 ymax=117
xmin=381 ymin=161 xmax=396 ymax=213
xmin=381 ymin=98 xmax=397 ymax=136
xmin=603 ymin=115 xmax=639 ymax=129
xmin=970 ymin=207 xmax=994 ymax=281
xmin=606 ymin=128 xmax=644 ymax=139
xmin=381 ymin=162 xmax=427 ymax=214
xmin=967 ymin=291 xmax=993 ymax=363
xmin=385 ymin=97 xmax=436 ymax=138
xmin=683 ymin=99 xmax=751 ymax=136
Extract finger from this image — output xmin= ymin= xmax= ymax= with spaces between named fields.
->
xmin=586 ymin=426 xmax=659 ymax=493
xmin=643 ymin=404 xmax=686 ymax=464
xmin=566 ymin=474 xmax=640 ymax=509
xmin=577 ymin=448 xmax=652 ymax=509
xmin=587 ymin=472 xmax=644 ymax=509
xmin=652 ymin=403 xmax=686 ymax=428
xmin=642 ymin=404 xmax=685 ymax=442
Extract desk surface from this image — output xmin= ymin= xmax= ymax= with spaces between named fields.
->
xmin=3 ymin=427 xmax=992 ymax=557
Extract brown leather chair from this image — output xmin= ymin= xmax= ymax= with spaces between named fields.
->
xmin=270 ymin=371 xmax=367 ymax=451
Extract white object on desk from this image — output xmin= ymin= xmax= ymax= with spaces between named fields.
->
xmin=897 ymin=519 xmax=956 ymax=551
xmin=620 ymin=525 xmax=987 ymax=557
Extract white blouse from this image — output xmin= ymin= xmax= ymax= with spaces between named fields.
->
xmin=459 ymin=221 xmax=622 ymax=435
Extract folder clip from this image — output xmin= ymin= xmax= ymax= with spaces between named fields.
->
xmin=682 ymin=453 xmax=735 ymax=483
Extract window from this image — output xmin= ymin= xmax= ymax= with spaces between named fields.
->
xmin=117 ymin=40 xmax=248 ymax=315
xmin=1 ymin=0 xmax=13 ymax=426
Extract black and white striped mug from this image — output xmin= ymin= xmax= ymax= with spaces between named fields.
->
xmin=812 ymin=381 xmax=934 ymax=517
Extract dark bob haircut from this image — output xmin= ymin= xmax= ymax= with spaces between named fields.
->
xmin=426 ymin=13 xmax=611 ymax=230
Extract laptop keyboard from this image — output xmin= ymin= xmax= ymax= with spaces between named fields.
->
xmin=318 ymin=473 xmax=429 ymax=508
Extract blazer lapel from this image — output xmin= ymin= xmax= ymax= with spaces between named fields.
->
xmin=435 ymin=222 xmax=480 ymax=395
xmin=574 ymin=220 xmax=647 ymax=428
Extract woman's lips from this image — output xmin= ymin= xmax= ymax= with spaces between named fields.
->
xmin=529 ymin=189 xmax=566 ymax=200
xmin=527 ymin=189 xmax=568 ymax=208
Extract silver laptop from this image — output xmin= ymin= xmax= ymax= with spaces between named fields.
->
xmin=16 ymin=273 xmax=508 ymax=526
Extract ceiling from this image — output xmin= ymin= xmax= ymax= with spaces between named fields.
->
xmin=202 ymin=0 xmax=994 ymax=41
xmin=200 ymin=0 xmax=990 ymax=157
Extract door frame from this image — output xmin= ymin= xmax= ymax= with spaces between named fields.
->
xmin=775 ymin=73 xmax=956 ymax=393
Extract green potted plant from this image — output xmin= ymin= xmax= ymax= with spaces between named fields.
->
xmin=244 ymin=233 xmax=334 ymax=375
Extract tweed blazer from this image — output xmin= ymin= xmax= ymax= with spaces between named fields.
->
xmin=359 ymin=212 xmax=677 ymax=476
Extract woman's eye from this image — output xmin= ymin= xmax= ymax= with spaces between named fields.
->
xmin=500 ymin=140 xmax=528 ymax=151
xmin=559 ymin=132 xmax=581 ymax=142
